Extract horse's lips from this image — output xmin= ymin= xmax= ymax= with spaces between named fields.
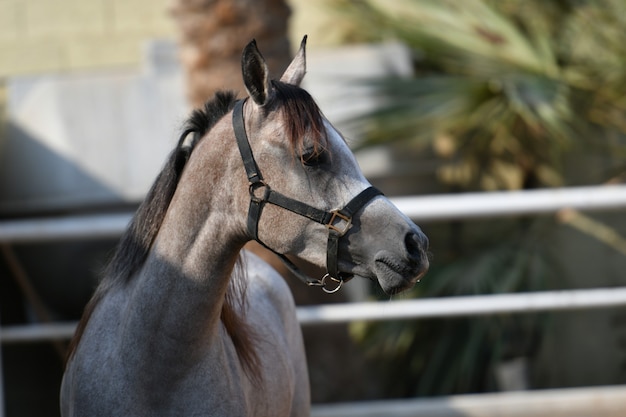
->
xmin=373 ymin=256 xmax=421 ymax=294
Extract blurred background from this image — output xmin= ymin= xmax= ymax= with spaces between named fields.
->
xmin=1 ymin=0 xmax=626 ymax=415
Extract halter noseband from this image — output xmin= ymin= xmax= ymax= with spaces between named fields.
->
xmin=232 ymin=99 xmax=382 ymax=293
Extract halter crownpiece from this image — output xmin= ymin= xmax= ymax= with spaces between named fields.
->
xmin=232 ymin=99 xmax=382 ymax=293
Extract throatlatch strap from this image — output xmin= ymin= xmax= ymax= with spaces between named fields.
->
xmin=247 ymin=198 xmax=264 ymax=241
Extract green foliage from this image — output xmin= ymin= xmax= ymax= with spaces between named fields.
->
xmin=337 ymin=0 xmax=626 ymax=190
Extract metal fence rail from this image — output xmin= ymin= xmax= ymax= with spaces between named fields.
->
xmin=0 ymin=212 xmax=132 ymax=243
xmin=1 ymin=322 xmax=77 ymax=344
xmin=393 ymin=184 xmax=626 ymax=221
xmin=297 ymin=286 xmax=626 ymax=325
xmin=3 ymin=287 xmax=626 ymax=343
xmin=2 ymin=185 xmax=626 ymax=243
xmin=310 ymin=385 xmax=626 ymax=417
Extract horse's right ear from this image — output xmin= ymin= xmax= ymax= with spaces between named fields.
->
xmin=280 ymin=35 xmax=307 ymax=86
xmin=242 ymin=39 xmax=272 ymax=106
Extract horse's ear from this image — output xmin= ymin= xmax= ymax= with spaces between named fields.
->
xmin=242 ymin=39 xmax=272 ymax=106
xmin=280 ymin=35 xmax=307 ymax=86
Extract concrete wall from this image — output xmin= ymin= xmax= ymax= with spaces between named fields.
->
xmin=0 ymin=0 xmax=175 ymax=76
xmin=1 ymin=41 xmax=187 ymax=213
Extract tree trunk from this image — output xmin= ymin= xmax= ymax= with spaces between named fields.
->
xmin=169 ymin=0 xmax=292 ymax=107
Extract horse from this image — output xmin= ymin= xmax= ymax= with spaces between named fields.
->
xmin=60 ymin=36 xmax=429 ymax=416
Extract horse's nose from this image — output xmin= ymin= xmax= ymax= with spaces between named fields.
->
xmin=405 ymin=230 xmax=429 ymax=264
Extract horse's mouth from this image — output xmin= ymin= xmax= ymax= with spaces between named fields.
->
xmin=374 ymin=255 xmax=424 ymax=295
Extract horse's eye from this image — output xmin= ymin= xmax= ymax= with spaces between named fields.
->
xmin=300 ymin=148 xmax=325 ymax=167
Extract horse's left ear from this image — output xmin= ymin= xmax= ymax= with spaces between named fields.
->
xmin=242 ymin=39 xmax=272 ymax=106
xmin=280 ymin=35 xmax=307 ymax=86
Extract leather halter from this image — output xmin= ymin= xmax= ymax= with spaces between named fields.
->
xmin=232 ymin=99 xmax=382 ymax=293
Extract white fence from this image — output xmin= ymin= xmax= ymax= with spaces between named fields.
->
xmin=3 ymin=287 xmax=626 ymax=344
xmin=393 ymin=184 xmax=626 ymax=221
xmin=2 ymin=184 xmax=626 ymax=416
xmin=2 ymin=185 xmax=626 ymax=243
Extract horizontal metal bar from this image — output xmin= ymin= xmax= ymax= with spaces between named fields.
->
xmin=0 ymin=322 xmax=77 ymax=344
xmin=393 ymin=184 xmax=626 ymax=221
xmin=1 ymin=185 xmax=626 ymax=243
xmin=4 ymin=287 xmax=626 ymax=343
xmin=297 ymin=286 xmax=626 ymax=325
xmin=0 ymin=213 xmax=132 ymax=243
xmin=310 ymin=384 xmax=626 ymax=417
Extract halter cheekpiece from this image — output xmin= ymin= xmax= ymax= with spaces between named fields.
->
xmin=232 ymin=99 xmax=382 ymax=293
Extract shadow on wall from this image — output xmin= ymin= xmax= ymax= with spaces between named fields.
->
xmin=0 ymin=44 xmax=188 ymax=214
xmin=0 ymin=121 xmax=122 ymax=214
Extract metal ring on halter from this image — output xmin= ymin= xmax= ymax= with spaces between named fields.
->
xmin=248 ymin=180 xmax=270 ymax=203
xmin=321 ymin=273 xmax=343 ymax=294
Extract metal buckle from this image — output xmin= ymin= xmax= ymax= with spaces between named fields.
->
xmin=327 ymin=210 xmax=352 ymax=236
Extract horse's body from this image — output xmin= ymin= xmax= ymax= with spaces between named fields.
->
xmin=61 ymin=37 xmax=429 ymax=416
xmin=61 ymin=251 xmax=307 ymax=416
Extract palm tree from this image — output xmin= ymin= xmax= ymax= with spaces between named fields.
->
xmin=337 ymin=0 xmax=626 ymax=190
xmin=169 ymin=0 xmax=292 ymax=107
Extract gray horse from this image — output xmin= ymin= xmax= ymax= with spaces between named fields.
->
xmin=61 ymin=37 xmax=429 ymax=416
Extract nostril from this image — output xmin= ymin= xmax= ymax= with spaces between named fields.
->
xmin=404 ymin=231 xmax=425 ymax=262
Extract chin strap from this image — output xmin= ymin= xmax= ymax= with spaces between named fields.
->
xmin=232 ymin=99 xmax=382 ymax=293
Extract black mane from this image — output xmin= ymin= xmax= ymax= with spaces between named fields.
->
xmin=182 ymin=91 xmax=240 ymax=150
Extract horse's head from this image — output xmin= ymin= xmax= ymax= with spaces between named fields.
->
xmin=234 ymin=37 xmax=429 ymax=295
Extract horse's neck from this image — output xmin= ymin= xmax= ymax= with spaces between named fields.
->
xmin=120 ymin=138 xmax=245 ymax=373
